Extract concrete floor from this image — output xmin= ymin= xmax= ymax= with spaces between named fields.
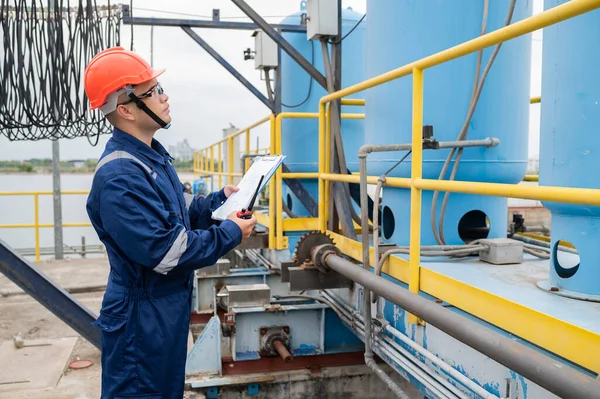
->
xmin=0 ymin=258 xmax=108 ymax=399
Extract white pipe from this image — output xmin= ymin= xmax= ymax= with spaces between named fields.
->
xmin=323 ymin=291 xmax=500 ymax=399
xmin=323 ymin=292 xmax=467 ymax=399
xmin=384 ymin=325 xmax=499 ymax=399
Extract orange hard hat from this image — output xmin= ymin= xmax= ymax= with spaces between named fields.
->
xmin=84 ymin=46 xmax=165 ymax=112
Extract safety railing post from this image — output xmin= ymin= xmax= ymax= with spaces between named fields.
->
xmin=245 ymin=129 xmax=251 ymax=173
xmin=228 ymin=137 xmax=234 ymax=185
xmin=34 ymin=193 xmax=40 ymax=262
xmin=275 ymin=115 xmax=284 ymax=249
xmin=318 ymin=103 xmax=327 ymax=232
xmin=268 ymin=114 xmax=276 ymax=249
xmin=409 ymin=68 xmax=424 ymax=324
xmin=218 ymin=143 xmax=223 ymax=188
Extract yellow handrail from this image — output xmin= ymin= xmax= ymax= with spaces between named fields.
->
xmin=318 ymin=0 xmax=600 ymax=306
xmin=0 ymin=191 xmax=92 ymax=262
xmin=193 ymin=115 xmax=272 ymax=183
xmin=274 ymin=111 xmax=366 ymax=249
xmin=313 ymin=0 xmax=600 ymax=372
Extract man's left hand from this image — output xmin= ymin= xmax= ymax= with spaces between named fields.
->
xmin=224 ymin=185 xmax=239 ymax=198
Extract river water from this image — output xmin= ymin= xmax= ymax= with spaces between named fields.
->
xmin=0 ymin=173 xmax=197 ymax=254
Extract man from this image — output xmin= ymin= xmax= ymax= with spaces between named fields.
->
xmin=84 ymin=47 xmax=257 ymax=398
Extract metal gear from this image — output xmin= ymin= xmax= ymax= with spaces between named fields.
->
xmin=292 ymin=231 xmax=335 ymax=266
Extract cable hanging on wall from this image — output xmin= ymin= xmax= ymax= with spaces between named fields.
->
xmin=0 ymin=0 xmax=122 ymax=143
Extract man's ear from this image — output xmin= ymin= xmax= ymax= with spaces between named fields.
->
xmin=115 ymin=104 xmax=135 ymax=121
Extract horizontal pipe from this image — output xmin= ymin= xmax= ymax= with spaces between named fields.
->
xmin=358 ymin=138 xmax=499 ymax=157
xmin=0 ymin=223 xmax=92 ymax=229
xmin=281 ymin=172 xmax=319 ymax=179
xmin=193 ymin=171 xmax=243 ymax=177
xmin=320 ymin=0 xmax=600 ymax=104
xmin=414 ymin=178 xmax=600 ymax=207
xmin=341 ymin=98 xmax=366 ymax=106
xmin=320 ymin=173 xmax=412 ymax=188
xmin=122 ymin=16 xmax=307 ymax=32
xmin=320 ymin=253 xmax=600 ymax=399
xmin=0 ymin=191 xmax=89 ymax=196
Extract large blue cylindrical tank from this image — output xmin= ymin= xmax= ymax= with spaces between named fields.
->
xmin=279 ymin=4 xmax=366 ymax=217
xmin=365 ymin=0 xmax=532 ymax=245
xmin=539 ymin=2 xmax=600 ymax=297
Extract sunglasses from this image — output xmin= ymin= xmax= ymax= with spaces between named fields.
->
xmin=118 ymin=83 xmax=165 ymax=106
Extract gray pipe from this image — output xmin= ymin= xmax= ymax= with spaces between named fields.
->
xmin=358 ymin=137 xmax=499 ymax=157
xmin=317 ymin=252 xmax=600 ymax=399
xmin=359 ymin=156 xmax=411 ymax=398
xmin=359 ymin=137 xmax=499 ymax=304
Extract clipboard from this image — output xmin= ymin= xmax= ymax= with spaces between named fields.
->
xmin=211 ymin=155 xmax=285 ymax=221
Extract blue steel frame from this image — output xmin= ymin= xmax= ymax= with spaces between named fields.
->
xmin=181 ymin=26 xmax=274 ymax=112
xmin=0 ymin=239 xmax=101 ymax=348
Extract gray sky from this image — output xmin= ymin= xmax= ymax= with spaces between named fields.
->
xmin=0 ymin=0 xmax=543 ymax=161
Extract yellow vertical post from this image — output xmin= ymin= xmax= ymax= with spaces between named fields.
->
xmin=409 ymin=68 xmax=424 ymax=324
xmin=204 ymin=149 xmax=208 ymax=172
xmin=210 ymin=146 xmax=215 ymax=191
xmin=318 ymin=103 xmax=327 ymax=232
xmin=217 ymin=143 xmax=223 ymax=188
xmin=34 ymin=193 xmax=40 ymax=262
xmin=325 ymin=106 xmax=331 ymax=224
xmin=228 ymin=137 xmax=234 ymax=185
xmin=275 ymin=115 xmax=284 ymax=249
xmin=194 ymin=153 xmax=198 ymax=179
xmin=268 ymin=114 xmax=276 ymax=249
xmin=245 ymin=129 xmax=251 ymax=173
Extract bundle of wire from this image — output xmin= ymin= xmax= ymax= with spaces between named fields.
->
xmin=0 ymin=0 xmax=122 ymax=144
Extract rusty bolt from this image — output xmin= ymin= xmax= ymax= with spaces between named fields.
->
xmin=259 ymin=327 xmax=267 ymax=335
xmin=550 ymin=286 xmax=559 ymax=292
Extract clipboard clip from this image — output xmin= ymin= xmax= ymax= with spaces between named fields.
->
xmin=237 ymin=175 xmax=264 ymax=220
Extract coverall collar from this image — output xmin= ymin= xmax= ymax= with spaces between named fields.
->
xmin=112 ymin=127 xmax=172 ymax=165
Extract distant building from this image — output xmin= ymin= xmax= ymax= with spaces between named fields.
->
xmin=168 ymin=139 xmax=196 ymax=162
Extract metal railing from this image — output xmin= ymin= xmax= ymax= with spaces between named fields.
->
xmin=193 ymin=115 xmax=272 ymax=188
xmin=0 ymin=191 xmax=91 ymax=262
xmin=314 ymin=0 xmax=600 ymax=373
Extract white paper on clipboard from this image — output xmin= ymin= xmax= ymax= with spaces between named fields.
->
xmin=211 ymin=155 xmax=285 ymax=221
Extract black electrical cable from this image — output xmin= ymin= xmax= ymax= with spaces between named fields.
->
xmin=328 ymin=13 xmax=366 ymax=45
xmin=0 ymin=0 xmax=121 ymax=142
xmin=281 ymin=40 xmax=314 ymax=109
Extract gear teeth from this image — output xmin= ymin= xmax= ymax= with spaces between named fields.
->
xmin=292 ymin=231 xmax=335 ymax=266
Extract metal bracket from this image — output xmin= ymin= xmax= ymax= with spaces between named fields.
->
xmin=230 ymin=0 xmax=327 ymax=89
xmin=185 ymin=315 xmax=222 ymax=375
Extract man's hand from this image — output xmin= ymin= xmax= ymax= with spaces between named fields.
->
xmin=224 ymin=185 xmax=239 ymax=198
xmin=227 ymin=211 xmax=257 ymax=241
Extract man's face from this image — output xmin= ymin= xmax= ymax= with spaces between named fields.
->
xmin=119 ymin=78 xmax=171 ymax=129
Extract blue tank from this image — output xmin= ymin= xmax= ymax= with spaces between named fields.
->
xmin=279 ymin=4 xmax=366 ymax=217
xmin=539 ymin=3 xmax=600 ymax=297
xmin=365 ymin=0 xmax=532 ymax=245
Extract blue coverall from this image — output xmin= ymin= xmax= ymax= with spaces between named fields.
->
xmin=87 ymin=128 xmax=242 ymax=398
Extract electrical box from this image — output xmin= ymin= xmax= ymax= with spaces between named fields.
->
xmin=252 ymin=30 xmax=278 ymax=70
xmin=306 ymin=0 xmax=339 ymax=41
xmin=478 ymin=238 xmax=524 ymax=265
